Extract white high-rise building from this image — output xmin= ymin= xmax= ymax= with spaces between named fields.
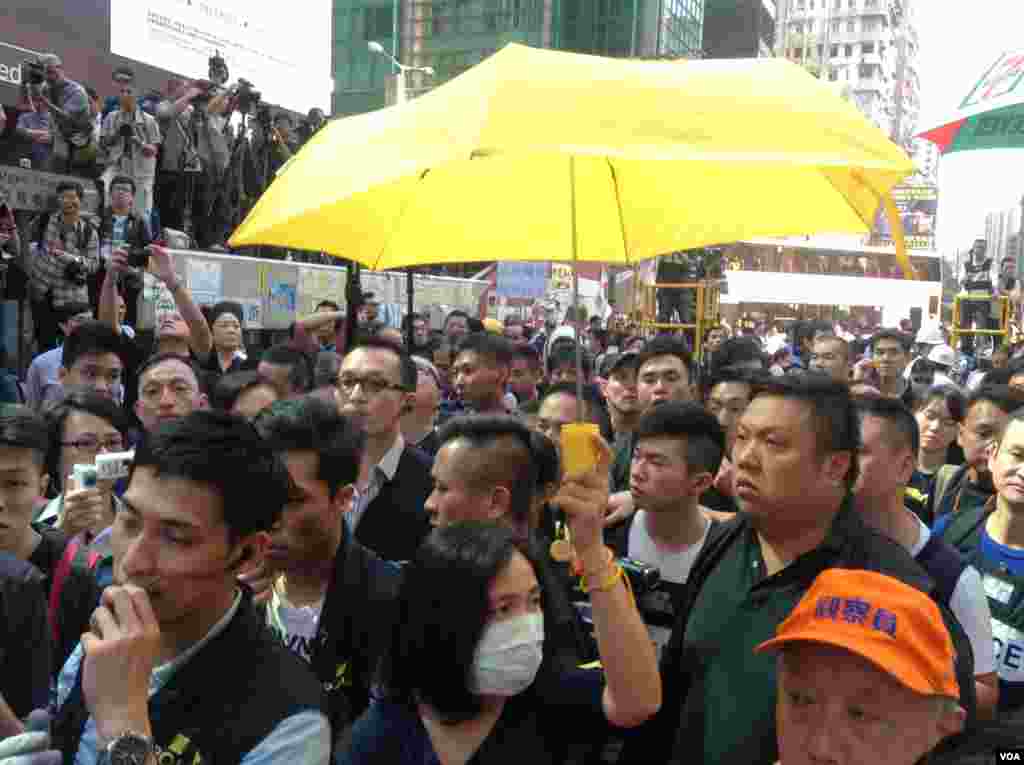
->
xmin=775 ymin=0 xmax=919 ymax=150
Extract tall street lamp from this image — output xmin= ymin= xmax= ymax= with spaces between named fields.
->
xmin=368 ymin=40 xmax=435 ymax=104
xmin=368 ymin=40 xmax=436 ymax=346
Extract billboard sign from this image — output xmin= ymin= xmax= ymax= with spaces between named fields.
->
xmin=109 ymin=0 xmax=333 ymax=114
xmin=870 ymin=184 xmax=939 ymax=251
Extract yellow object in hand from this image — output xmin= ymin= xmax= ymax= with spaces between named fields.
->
xmin=560 ymin=423 xmax=600 ymax=476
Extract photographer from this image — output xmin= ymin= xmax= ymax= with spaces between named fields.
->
xmin=154 ymin=75 xmax=230 ymax=244
xmin=26 ymin=181 xmax=100 ymax=351
xmin=296 ymin=107 xmax=327 ymax=147
xmin=14 ymin=83 xmax=53 ymax=171
xmin=99 ymin=68 xmax=161 ymax=219
xmin=33 ymin=55 xmax=95 ymax=175
xmin=92 ymin=175 xmax=152 ymax=325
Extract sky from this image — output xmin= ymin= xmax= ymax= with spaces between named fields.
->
xmin=915 ymin=0 xmax=1024 ymax=256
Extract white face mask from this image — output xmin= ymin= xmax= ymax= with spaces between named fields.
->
xmin=470 ymin=611 xmax=544 ymax=697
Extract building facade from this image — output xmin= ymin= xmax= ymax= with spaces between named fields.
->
xmin=703 ymin=0 xmax=777 ymax=59
xmin=774 ymin=0 xmax=919 ymax=151
xmin=333 ymin=0 xmax=706 ymax=116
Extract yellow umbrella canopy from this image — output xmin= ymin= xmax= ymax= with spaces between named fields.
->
xmin=230 ymin=43 xmax=913 ymax=269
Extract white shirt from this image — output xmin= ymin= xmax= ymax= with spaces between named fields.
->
xmin=628 ymin=510 xmax=711 ymax=659
xmin=349 ymin=434 xmax=405 ymax=531
xmin=907 ymin=508 xmax=997 ymax=676
xmin=267 ymin=577 xmax=324 ymax=664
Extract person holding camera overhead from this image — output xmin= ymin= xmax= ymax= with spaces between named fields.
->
xmin=26 ymin=181 xmax=100 ymax=352
xmin=100 ymin=68 xmax=161 ymax=220
xmin=92 ymin=175 xmax=153 ymax=327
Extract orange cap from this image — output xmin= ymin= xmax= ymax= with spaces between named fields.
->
xmin=755 ymin=569 xmax=959 ymax=699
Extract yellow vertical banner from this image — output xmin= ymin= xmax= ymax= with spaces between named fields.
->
xmin=882 ymin=192 xmax=918 ymax=281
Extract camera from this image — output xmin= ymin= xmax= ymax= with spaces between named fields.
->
xmin=235 ymin=78 xmax=262 ymax=115
xmin=118 ymin=123 xmax=135 ymax=140
xmin=22 ymin=59 xmax=45 ymax=85
xmin=64 ymin=258 xmax=86 ymax=285
xmin=126 ymin=245 xmax=151 ymax=269
xmin=618 ymin=558 xmax=661 ymax=595
xmin=95 ymin=451 xmax=135 ymax=482
xmin=72 ymin=463 xmax=98 ymax=490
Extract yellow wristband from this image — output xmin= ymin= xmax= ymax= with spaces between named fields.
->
xmin=581 ymin=563 xmax=624 ymax=594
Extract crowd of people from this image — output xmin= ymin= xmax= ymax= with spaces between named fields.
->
xmin=0 ymin=51 xmax=328 ymax=256
xmin=0 ymin=248 xmax=1020 ymax=765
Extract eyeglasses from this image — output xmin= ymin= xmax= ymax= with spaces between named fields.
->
xmin=213 ymin=319 xmax=241 ymax=330
xmin=140 ymin=381 xmax=196 ymax=402
xmin=337 ymin=375 xmax=407 ymax=396
xmin=62 ymin=435 xmax=125 ymax=452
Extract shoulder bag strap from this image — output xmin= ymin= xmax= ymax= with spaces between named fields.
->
xmin=48 ymin=536 xmax=82 ymax=645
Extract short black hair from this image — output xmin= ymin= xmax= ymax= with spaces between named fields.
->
xmin=62 ymin=321 xmax=125 ymax=371
xmin=136 ymin=352 xmax=202 ymax=394
xmin=315 ymin=300 xmax=340 ymax=312
xmin=210 ymin=371 xmax=277 ymax=413
xmin=752 ymin=374 xmax=860 ymax=488
xmin=813 ymin=334 xmax=850 ymax=360
xmin=43 ymin=391 xmax=133 ymax=493
xmin=965 ymin=385 xmax=1024 ymax=417
xmin=547 ymin=344 xmax=591 ymax=378
xmin=261 ymin=345 xmax=314 ymax=394
xmin=871 ymin=329 xmax=912 ymax=353
xmin=512 ymin=345 xmax=542 ymax=372
xmin=711 ymin=337 xmax=765 ymax=373
xmin=915 ymin=384 xmax=965 ymax=423
xmin=254 ymin=397 xmax=365 ymax=499
xmin=55 ymin=302 xmax=93 ymax=325
xmin=636 ymin=401 xmax=726 ymax=476
xmin=130 ymin=411 xmax=292 ymax=543
xmin=444 ymin=310 xmax=471 ymax=330
xmin=210 ymin=300 xmax=243 ymax=326
xmin=637 ymin=335 xmax=693 ymax=379
xmin=0 ymin=406 xmax=49 ymax=469
xmin=437 ymin=415 xmax=537 ymax=531
xmin=701 ymin=368 xmax=761 ymax=403
xmin=349 ymin=337 xmax=416 ymax=390
xmin=380 ymin=522 xmax=563 ymax=724
xmin=530 ymin=431 xmax=561 ymax=490
xmin=455 ymin=333 xmax=515 ymax=369
xmin=854 ymin=395 xmax=919 ymax=456
xmin=109 ymin=175 xmax=136 ymax=194
xmin=55 ymin=181 xmax=84 ymax=200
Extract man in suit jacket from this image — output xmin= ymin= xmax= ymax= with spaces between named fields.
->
xmin=337 ymin=337 xmax=432 ymax=562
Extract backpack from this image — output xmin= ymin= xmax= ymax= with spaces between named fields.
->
xmin=47 ymin=536 xmax=101 ymax=647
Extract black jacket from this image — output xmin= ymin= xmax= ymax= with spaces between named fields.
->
xmin=0 ymin=553 xmax=51 ymax=717
xmin=354 ymin=445 xmax=433 ymax=563
xmin=53 ymin=587 xmax=325 ymax=765
xmin=260 ymin=523 xmax=403 ymax=738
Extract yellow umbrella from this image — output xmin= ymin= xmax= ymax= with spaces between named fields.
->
xmin=230 ymin=43 xmax=914 ymax=272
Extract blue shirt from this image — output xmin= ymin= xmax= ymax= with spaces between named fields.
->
xmin=56 ymin=593 xmax=330 ymax=765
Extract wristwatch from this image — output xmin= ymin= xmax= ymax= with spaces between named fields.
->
xmin=104 ymin=731 xmax=156 ymax=765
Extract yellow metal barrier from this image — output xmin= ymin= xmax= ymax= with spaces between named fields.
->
xmin=951 ymin=293 xmax=1010 ymax=349
xmin=636 ymin=280 xmax=722 ymax=359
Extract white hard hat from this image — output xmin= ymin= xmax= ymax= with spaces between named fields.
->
xmin=915 ymin=324 xmax=944 ymax=346
xmin=927 ymin=344 xmax=957 ymax=369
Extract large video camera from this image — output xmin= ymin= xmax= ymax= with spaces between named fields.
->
xmin=235 ymin=78 xmax=262 ymax=115
xmin=22 ymin=59 xmax=45 ymax=86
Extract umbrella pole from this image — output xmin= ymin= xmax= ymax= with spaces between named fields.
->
xmin=570 ymin=155 xmax=583 ymax=423
xmin=406 ymin=267 xmax=415 ymax=348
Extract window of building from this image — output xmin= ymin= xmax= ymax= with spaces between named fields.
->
xmin=844 ymin=44 xmax=853 ymax=57
xmin=859 ymin=63 xmax=874 ymax=79
xmin=847 ymin=21 xmax=855 ymax=33
xmin=817 ymin=44 xmax=824 ymax=58
xmin=862 ymin=42 xmax=875 ymax=54
xmin=848 ymin=0 xmax=856 ymax=8
xmin=793 ymin=21 xmax=803 ymax=34
xmin=831 ymin=44 xmax=840 ymax=57
xmin=829 ymin=68 xmax=838 ymax=81
xmin=810 ymin=0 xmax=815 ymax=8
xmin=364 ymin=5 xmax=394 ymax=41
xmin=797 ymin=0 xmax=806 ymax=9
xmin=831 ymin=21 xmax=840 ymax=35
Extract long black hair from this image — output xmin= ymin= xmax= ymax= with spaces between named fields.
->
xmin=379 ymin=522 xmax=563 ymax=725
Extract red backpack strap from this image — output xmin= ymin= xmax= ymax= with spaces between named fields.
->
xmin=48 ymin=536 xmax=82 ymax=646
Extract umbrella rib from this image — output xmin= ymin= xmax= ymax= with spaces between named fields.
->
xmin=371 ymin=168 xmax=432 ymax=270
xmin=605 ymin=157 xmax=631 ymax=264
xmin=818 ymin=169 xmax=875 ymax=230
